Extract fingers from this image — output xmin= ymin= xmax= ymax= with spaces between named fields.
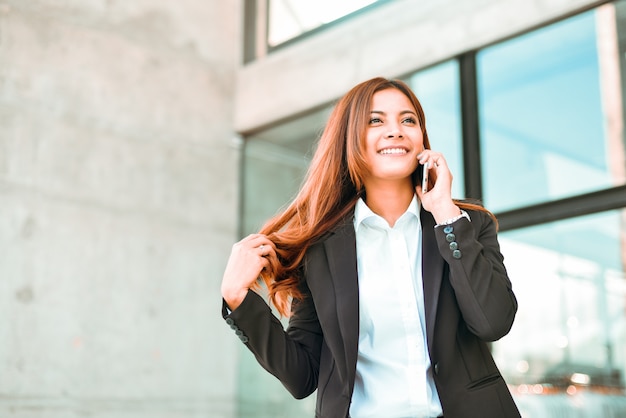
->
xmin=257 ymin=243 xmax=274 ymax=258
xmin=234 ymin=234 xmax=277 ymax=266
xmin=244 ymin=234 xmax=276 ymax=258
xmin=416 ymin=150 xmax=453 ymax=201
xmin=221 ymin=234 xmax=277 ymax=309
xmin=240 ymin=233 xmax=275 ymax=248
xmin=417 ymin=150 xmax=448 ymax=169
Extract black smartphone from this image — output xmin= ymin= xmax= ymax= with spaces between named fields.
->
xmin=412 ymin=162 xmax=429 ymax=193
xmin=421 ymin=162 xmax=429 ymax=193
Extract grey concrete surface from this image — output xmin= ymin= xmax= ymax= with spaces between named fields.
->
xmin=0 ymin=0 xmax=241 ymax=416
xmin=235 ymin=0 xmax=609 ymax=133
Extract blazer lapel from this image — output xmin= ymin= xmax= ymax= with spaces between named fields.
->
xmin=420 ymin=209 xmax=445 ymax=355
xmin=317 ymin=210 xmax=444 ymax=383
xmin=322 ymin=219 xmax=359 ymax=385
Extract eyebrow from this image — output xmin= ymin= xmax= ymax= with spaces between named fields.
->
xmin=370 ymin=110 xmax=417 ymax=116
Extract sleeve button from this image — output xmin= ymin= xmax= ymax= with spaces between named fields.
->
xmin=449 ymin=241 xmax=458 ymax=250
xmin=446 ymin=233 xmax=456 ymax=242
xmin=452 ymin=249 xmax=462 ymax=259
xmin=443 ymin=225 xmax=453 ymax=234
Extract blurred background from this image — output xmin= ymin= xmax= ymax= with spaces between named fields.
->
xmin=1 ymin=0 xmax=625 ymax=417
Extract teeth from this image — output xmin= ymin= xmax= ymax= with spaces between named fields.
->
xmin=379 ymin=148 xmax=407 ymax=155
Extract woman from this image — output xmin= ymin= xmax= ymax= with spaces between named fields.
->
xmin=221 ymin=77 xmax=520 ymax=418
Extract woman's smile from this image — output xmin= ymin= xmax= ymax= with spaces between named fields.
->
xmin=378 ymin=147 xmax=409 ymax=155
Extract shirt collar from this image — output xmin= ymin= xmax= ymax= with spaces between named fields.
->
xmin=354 ymin=194 xmax=420 ymax=231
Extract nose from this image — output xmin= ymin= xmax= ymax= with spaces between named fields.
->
xmin=385 ymin=126 xmax=404 ymax=139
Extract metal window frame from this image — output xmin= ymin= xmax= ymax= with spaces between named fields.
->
xmin=458 ymin=45 xmax=626 ymax=232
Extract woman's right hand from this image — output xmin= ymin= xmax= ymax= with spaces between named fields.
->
xmin=221 ymin=233 xmax=276 ymax=311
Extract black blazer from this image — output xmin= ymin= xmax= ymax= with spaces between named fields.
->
xmin=223 ymin=209 xmax=521 ymax=418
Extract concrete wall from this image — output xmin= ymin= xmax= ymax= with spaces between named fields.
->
xmin=235 ymin=0 xmax=609 ymax=133
xmin=0 ymin=1 xmax=240 ymax=417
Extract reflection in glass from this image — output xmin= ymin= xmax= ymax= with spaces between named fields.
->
xmin=242 ymin=109 xmax=331 ymax=236
xmin=239 ymin=111 xmax=329 ymax=417
xmin=493 ymin=210 xmax=626 ymax=416
xmin=407 ymin=60 xmax=464 ymax=199
xmin=477 ymin=6 xmax=626 ymax=212
xmin=268 ymin=0 xmax=380 ymax=47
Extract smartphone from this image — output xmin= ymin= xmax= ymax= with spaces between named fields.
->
xmin=412 ymin=162 xmax=429 ymax=193
xmin=421 ymin=162 xmax=429 ymax=193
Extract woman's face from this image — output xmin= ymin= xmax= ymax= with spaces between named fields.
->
xmin=362 ymin=88 xmax=424 ymax=187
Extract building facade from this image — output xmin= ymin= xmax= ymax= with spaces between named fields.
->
xmin=237 ymin=0 xmax=626 ymax=417
xmin=0 ymin=1 xmax=625 ymax=418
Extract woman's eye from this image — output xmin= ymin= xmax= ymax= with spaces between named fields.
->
xmin=402 ymin=117 xmax=417 ymax=124
xmin=369 ymin=117 xmax=383 ymax=124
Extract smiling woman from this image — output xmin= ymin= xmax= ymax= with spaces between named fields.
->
xmin=221 ymin=77 xmax=521 ymax=418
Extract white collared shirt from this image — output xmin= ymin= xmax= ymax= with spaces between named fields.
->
xmin=350 ymin=195 xmax=443 ymax=418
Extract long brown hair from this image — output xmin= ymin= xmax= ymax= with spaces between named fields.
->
xmin=258 ymin=77 xmax=495 ymax=316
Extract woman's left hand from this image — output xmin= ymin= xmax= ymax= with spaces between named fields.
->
xmin=415 ymin=150 xmax=462 ymax=223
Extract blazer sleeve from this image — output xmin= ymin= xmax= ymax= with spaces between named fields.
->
xmin=435 ymin=209 xmax=518 ymax=341
xmin=221 ymin=279 xmax=323 ymax=399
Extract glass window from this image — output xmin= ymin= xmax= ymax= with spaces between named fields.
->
xmin=407 ymin=60 xmax=464 ymax=199
xmin=239 ymin=109 xmax=330 ymax=417
xmin=242 ymin=109 xmax=331 ymax=236
xmin=477 ymin=7 xmax=626 ymax=212
xmin=493 ymin=209 xmax=626 ymax=416
xmin=268 ymin=0 xmax=381 ymax=47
